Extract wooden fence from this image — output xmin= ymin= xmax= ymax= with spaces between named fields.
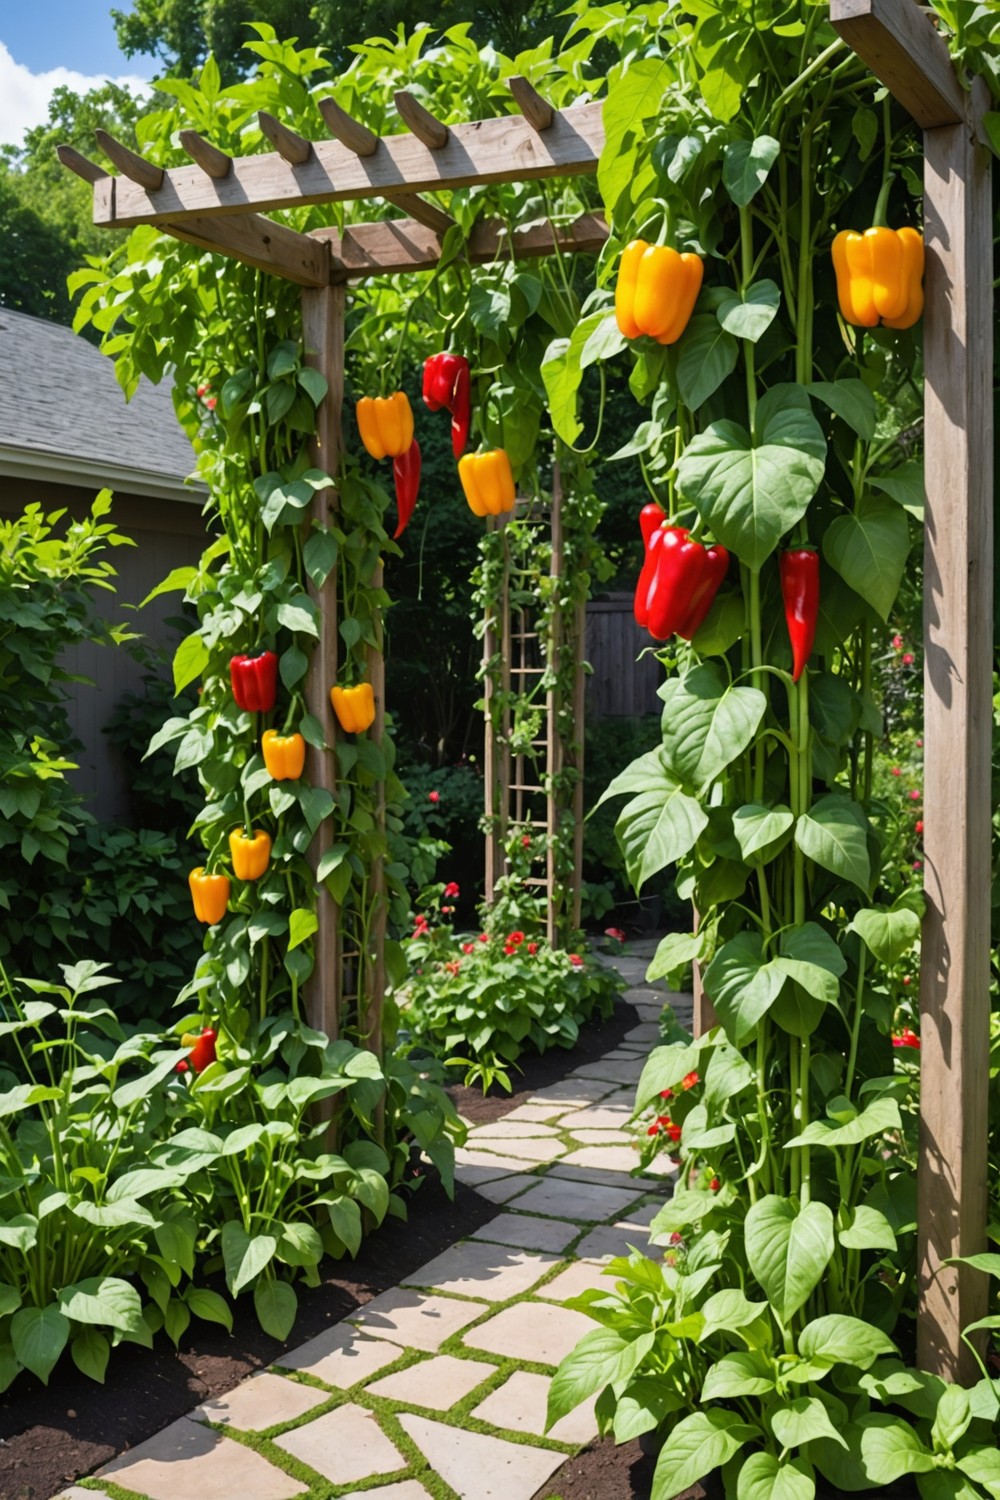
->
xmin=585 ymin=591 xmax=661 ymax=720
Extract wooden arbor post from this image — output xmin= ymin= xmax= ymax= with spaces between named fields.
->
xmin=831 ymin=0 xmax=995 ymax=1381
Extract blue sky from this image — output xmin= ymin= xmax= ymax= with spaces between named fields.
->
xmin=0 ymin=2 xmax=155 ymax=146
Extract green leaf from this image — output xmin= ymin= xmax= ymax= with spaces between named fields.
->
xmin=932 ymin=1384 xmax=972 ymax=1452
xmin=737 ymin=1453 xmax=815 ymax=1500
xmin=701 ymin=1351 xmax=775 ymax=1400
xmin=276 ymin=1221 xmax=323 ymax=1268
xmin=794 ymin=793 xmax=871 ymax=892
xmin=857 ymin=1415 xmax=935 ymax=1482
xmin=717 ymin=280 xmax=781 ymax=343
xmin=824 ymin=495 xmax=909 ymax=622
xmin=288 ymin=908 xmax=318 ymax=950
xmin=326 ymin=1197 xmax=363 ymax=1256
xmin=806 ymin=380 xmax=876 ymax=442
xmin=772 ymin=1396 xmax=846 ymax=1451
xmin=838 ymin=1206 xmax=897 ymax=1251
xmin=745 ymin=1196 xmax=834 ymax=1323
xmin=958 ymin=1447 xmax=1000 ymax=1494
xmin=58 ymin=1278 xmax=144 ymax=1333
xmin=849 ymin=905 xmax=920 ymax=965
xmin=221 ymin=1222 xmax=276 ymax=1296
xmin=541 ymin=312 xmax=607 ymax=445
xmin=297 ymin=366 xmax=328 ymax=405
xmin=277 ymin=597 xmax=319 ymax=637
xmin=652 ymin=1410 xmax=760 ymax=1499
xmin=676 ymin=316 xmax=738 ymax=409
xmin=786 ymin=1096 xmax=901 ymax=1149
xmin=703 ymin=933 xmax=785 ymax=1044
xmin=798 ymin=1315 xmax=896 ymax=1368
xmin=698 ymin=1289 xmax=770 ymax=1343
xmin=732 ymin=803 xmax=794 ymax=867
xmin=280 ymin=643 xmax=308 ymax=690
xmin=303 ymin=527 xmax=338 ymax=588
xmin=172 ymin=633 xmax=208 ymax=695
xmin=71 ymin=1328 xmax=110 ymax=1383
xmin=659 ymin=664 xmax=767 ymax=789
xmin=869 ymin=460 xmax=924 ymax=519
xmin=11 ymin=1304 xmax=69 ymax=1383
xmin=185 ymin=1287 xmax=233 ymax=1332
xmin=548 ymin=1326 xmax=655 ymax=1430
xmin=646 ymin=929 xmax=704 ymax=983
xmin=581 ymin=311 xmax=627 ymax=366
xmin=677 ymin=384 xmax=826 ymax=570
xmin=723 ymin=136 xmax=780 ymax=205
xmin=599 ymin=749 xmax=708 ymax=892
xmin=254 ymin=1279 xmax=297 ymax=1341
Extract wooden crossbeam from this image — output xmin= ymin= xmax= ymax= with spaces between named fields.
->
xmin=95 ymin=129 xmax=164 ymax=191
xmin=394 ymin=90 xmax=448 ymax=149
xmin=161 ymin=212 xmax=331 ymax=286
xmin=179 ymin=129 xmax=232 ymax=179
xmin=315 ymin=210 xmax=608 ymax=280
xmin=91 ymin=100 xmax=604 ymax=228
xmin=258 ymin=111 xmax=312 ymax=164
xmin=56 ymin=144 xmax=107 ymax=184
xmin=830 ymin=0 xmax=972 ymax=128
xmin=508 ymin=76 xmax=554 ymax=132
xmin=381 ymin=193 xmax=454 ymax=234
xmin=318 ymin=96 xmax=454 ymax=233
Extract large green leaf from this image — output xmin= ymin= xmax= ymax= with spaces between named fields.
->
xmin=771 ymin=1396 xmax=846 ymax=1451
xmin=221 ymin=1223 xmax=277 ymax=1296
xmin=806 ymin=380 xmax=876 ymax=441
xmin=703 ymin=932 xmax=785 ymax=1044
xmin=870 ymin=461 xmax=925 ymax=519
xmin=717 ymin=279 xmax=780 ymax=343
xmin=615 ymin=777 xmax=708 ymax=892
xmin=786 ymin=1096 xmax=901 ymax=1150
xmin=737 ymin=1453 xmax=815 ymax=1500
xmin=701 ymin=1351 xmax=774 ymax=1400
xmin=798 ymin=1315 xmax=896 ymax=1368
xmin=823 ymin=496 xmax=909 ymax=622
xmin=794 ymin=793 xmax=871 ymax=891
xmin=58 ymin=1277 xmax=144 ymax=1333
xmin=541 ymin=311 xmax=606 ymax=444
xmin=659 ymin=665 xmax=767 ymax=789
xmin=745 ymin=1196 xmax=834 ymax=1323
xmin=548 ymin=1327 xmax=655 ymax=1430
xmin=773 ymin=922 xmax=845 ymax=1007
xmin=722 ymin=136 xmax=780 ymax=205
xmin=71 ymin=1328 xmax=110 ymax=1383
xmin=254 ymin=1279 xmax=297 ymax=1341
xmin=11 ymin=1304 xmax=69 ymax=1384
xmin=732 ymin=803 xmax=794 ymax=867
xmin=599 ymin=58 xmax=673 ymax=214
xmin=677 ymin=385 xmax=826 ymax=570
xmin=653 ymin=1410 xmax=760 ymax=1499
xmin=676 ymin=315 xmax=738 ymax=409
xmin=849 ymin=903 xmax=921 ymax=965
xmin=856 ymin=1416 xmax=936 ymax=1482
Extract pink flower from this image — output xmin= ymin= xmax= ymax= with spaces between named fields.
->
xmin=461 ymin=943 xmax=474 ymax=955
xmin=428 ymin=790 xmax=440 ymax=803
xmin=892 ymin=634 xmax=904 ymax=649
xmin=669 ymin=1232 xmax=684 ymax=1246
xmin=913 ymin=860 xmax=922 ymax=871
xmin=477 ymin=933 xmax=489 ymax=944
xmin=890 ymin=767 xmax=901 ymax=777
xmin=527 ymin=942 xmax=538 ymax=955
xmin=443 ymin=881 xmax=460 ymax=898
xmin=909 ymin=789 xmax=920 ymax=801
xmin=604 ymin=926 xmax=626 ymax=942
xmin=568 ymin=953 xmax=584 ymax=968
xmin=915 ymin=820 xmax=923 ymax=834
xmin=521 ymin=835 xmax=531 ymax=848
xmin=903 ymin=653 xmax=915 ymax=666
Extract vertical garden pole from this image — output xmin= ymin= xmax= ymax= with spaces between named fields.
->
xmin=830 ymin=0 xmax=994 ymax=1381
xmin=547 ymin=464 xmax=564 ymax=946
xmin=302 ymin=278 xmax=344 ymax=1047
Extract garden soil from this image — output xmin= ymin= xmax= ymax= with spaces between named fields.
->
xmin=0 ymin=996 xmax=640 ymax=1500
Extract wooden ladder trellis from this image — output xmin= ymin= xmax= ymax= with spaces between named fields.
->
xmin=58 ymin=1 xmax=995 ymax=1379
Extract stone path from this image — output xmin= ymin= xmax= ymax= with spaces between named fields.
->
xmin=63 ymin=944 xmax=688 ymax=1500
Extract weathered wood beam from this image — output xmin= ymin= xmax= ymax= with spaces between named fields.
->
xmin=56 ymin=144 xmax=108 ymax=184
xmin=509 ymin=76 xmax=554 ymax=132
xmin=90 ymin=100 xmax=604 ymax=227
xmin=178 ymin=129 xmax=232 ymax=179
xmin=830 ymin=0 xmax=971 ymax=129
xmin=316 ymin=210 xmax=608 ymax=279
xmin=394 ymin=90 xmax=448 ymax=149
xmin=95 ymin=129 xmax=164 ymax=191
xmin=258 ymin=111 xmax=312 ymax=165
xmin=159 ymin=212 xmax=330 ymax=286
xmin=381 ymin=194 xmax=454 ymax=235
xmin=318 ymin=96 xmax=454 ymax=236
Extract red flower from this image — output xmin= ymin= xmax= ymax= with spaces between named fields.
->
xmin=669 ymin=1232 xmax=684 ymax=1246
xmin=521 ymin=835 xmax=532 ymax=848
xmin=916 ymin=739 xmax=923 ymax=748
xmin=478 ymin=933 xmax=489 ymax=944
xmin=604 ymin=926 xmax=626 ymax=942
xmin=568 ymin=953 xmax=584 ymax=968
xmin=527 ymin=942 xmax=538 ymax=955
xmin=656 ymin=1116 xmax=682 ymax=1143
xmin=892 ymin=633 xmax=904 ymax=649
xmin=428 ymin=790 xmax=440 ymax=803
xmin=443 ymin=881 xmax=460 ymax=898
xmin=913 ymin=860 xmax=923 ymax=871
xmin=196 ymin=383 xmax=210 ymax=396
xmin=681 ymin=1071 xmax=699 ymax=1090
xmin=660 ymin=1088 xmax=673 ymax=1101
xmin=892 ymin=1028 xmax=920 ymax=1049
xmin=902 ymin=653 xmax=915 ymax=666
xmin=205 ymin=396 xmax=217 ymax=410
xmin=461 ymin=943 xmax=475 ymax=955
xmin=915 ymin=820 xmax=924 ymax=834
xmin=710 ymin=1176 xmax=721 ymax=1193
xmin=902 ymin=975 xmax=911 ymax=986
xmin=507 ymin=931 xmax=525 ymax=946
xmin=890 ymin=767 xmax=901 ymax=777
xmin=647 ymin=1124 xmax=660 ymax=1137
xmin=504 ymin=944 xmax=517 ymax=955
xmin=909 ymin=789 xmax=920 ymax=801
xmin=444 ymin=960 xmax=461 ymax=976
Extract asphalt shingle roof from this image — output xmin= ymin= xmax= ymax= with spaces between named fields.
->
xmin=0 ymin=308 xmax=199 ymax=498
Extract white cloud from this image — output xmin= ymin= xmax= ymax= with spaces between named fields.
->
xmin=0 ymin=41 xmax=151 ymax=148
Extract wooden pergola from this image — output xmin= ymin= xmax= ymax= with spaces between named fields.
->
xmin=59 ymin=0 xmax=995 ymax=1381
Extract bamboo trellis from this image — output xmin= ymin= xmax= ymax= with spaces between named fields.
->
xmin=59 ymin=3 xmax=995 ymax=1378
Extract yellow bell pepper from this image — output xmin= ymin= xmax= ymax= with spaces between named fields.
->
xmin=458 ymin=450 xmax=516 ymax=517
xmin=261 ymin=729 xmax=306 ymax=781
xmin=615 ymin=240 xmax=704 ymax=345
xmin=831 ymin=227 xmax=924 ymax=329
xmin=330 ymin=682 xmax=376 ymax=734
xmin=188 ymin=868 xmax=230 ymax=925
xmin=356 ymin=393 xmax=414 ymax=460
xmin=229 ymin=828 xmax=272 ymax=881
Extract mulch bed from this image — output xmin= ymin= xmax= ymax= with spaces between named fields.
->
xmin=0 ymin=993 xmax=641 ymax=1500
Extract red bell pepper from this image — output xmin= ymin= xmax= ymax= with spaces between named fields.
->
xmin=779 ymin=548 xmax=820 ymax=682
xmin=422 ymin=352 xmax=471 ymax=457
xmin=230 ymin=651 xmax=278 ymax=712
xmin=392 ymin=440 xmax=421 ymax=538
xmin=181 ymin=1026 xmax=217 ymax=1073
xmin=635 ymin=515 xmax=729 ymax=642
xmin=451 ymin=360 xmax=471 ymax=458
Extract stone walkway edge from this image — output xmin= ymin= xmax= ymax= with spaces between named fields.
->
xmin=63 ymin=943 xmax=690 ymax=1500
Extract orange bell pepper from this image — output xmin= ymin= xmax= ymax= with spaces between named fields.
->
xmin=831 ymin=227 xmax=924 ymax=329
xmin=330 ymin=682 xmax=376 ymax=734
xmin=356 ymin=393 xmax=414 ymax=459
xmin=458 ymin=450 xmax=516 ymax=517
xmin=188 ymin=868 xmax=230 ymax=925
xmin=615 ymin=240 xmax=704 ymax=345
xmin=261 ymin=729 xmax=306 ymax=781
xmin=229 ymin=828 xmax=272 ymax=881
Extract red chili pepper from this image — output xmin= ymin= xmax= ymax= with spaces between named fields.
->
xmin=421 ymin=353 xmax=471 ymax=457
xmin=779 ymin=548 xmax=820 ymax=683
xmin=635 ymin=516 xmax=728 ymax=642
xmin=392 ymin=440 xmax=421 ymax=538
xmin=230 ymin=651 xmax=278 ymax=712
xmin=181 ymin=1027 xmax=217 ymax=1073
xmin=451 ymin=360 xmax=471 ymax=458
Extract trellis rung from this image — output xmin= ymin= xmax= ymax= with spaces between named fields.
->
xmin=95 ymin=129 xmax=164 ymax=191
xmin=179 ymin=130 xmax=233 ymax=179
xmin=56 ymin=144 xmax=107 ymax=183
xmin=394 ymin=91 xmax=449 ymax=149
xmin=259 ymin=111 xmax=312 ymax=165
xmin=508 ymin=76 xmax=554 ymax=132
xmin=319 ymin=97 xmax=379 ymax=156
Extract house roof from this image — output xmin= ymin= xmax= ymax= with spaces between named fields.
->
xmin=0 ymin=308 xmax=203 ymax=503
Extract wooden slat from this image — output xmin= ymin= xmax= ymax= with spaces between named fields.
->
xmin=258 ymin=111 xmax=312 ymax=165
xmin=319 ymin=96 xmax=378 ymax=155
xmin=317 ymin=210 xmax=608 ymax=280
xmin=546 ymin=462 xmax=563 ymax=947
xmin=95 ymin=129 xmax=164 ymax=190
xmin=381 ymin=193 xmax=454 ymax=235
xmin=178 ymin=129 xmax=232 ymax=179
xmin=302 ymin=283 xmax=345 ymax=1058
xmin=570 ymin=591 xmax=587 ymax=933
xmin=56 ymin=144 xmax=107 ymax=183
xmin=162 ymin=213 xmax=330 ymax=287
xmin=508 ymin=76 xmax=554 ymax=132
xmin=916 ymin=116 xmax=993 ymax=1384
xmin=364 ymin=564 xmax=388 ymax=1142
xmin=830 ymin=0 xmax=970 ymax=129
xmin=92 ymin=100 xmax=604 ymax=227
xmin=394 ymin=90 xmax=449 ymax=149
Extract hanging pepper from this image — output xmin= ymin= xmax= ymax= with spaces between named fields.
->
xmin=392 ymin=440 xmax=421 ymax=538
xmin=450 ymin=361 xmax=471 ymax=458
xmin=355 ymin=393 xmax=414 ymax=459
xmin=831 ymin=227 xmax=924 ymax=329
xmin=422 ymin=354 xmax=471 ymax=458
xmin=181 ymin=1027 xmax=217 ymax=1074
xmin=458 ymin=450 xmax=516 ymax=517
xmin=262 ymin=729 xmax=306 ymax=781
xmin=230 ymin=651 xmax=278 ymax=713
xmin=779 ymin=548 xmax=820 ymax=683
xmin=188 ymin=868 xmax=231 ymax=925
xmin=615 ymin=240 xmax=704 ymax=345
xmin=229 ymin=828 xmax=272 ymax=881
xmin=330 ymin=682 xmax=376 ymax=734
xmin=634 ymin=518 xmax=729 ymax=642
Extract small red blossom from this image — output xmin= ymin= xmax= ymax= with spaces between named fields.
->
xmin=913 ymin=860 xmax=923 ymax=871
xmin=890 ymin=767 xmax=901 ymax=777
xmin=196 ymin=383 xmax=210 ymax=396
xmin=604 ymin=926 xmax=626 ymax=942
xmin=909 ymin=789 xmax=920 ymax=801
xmin=205 ymin=396 xmax=217 ymax=410
xmin=710 ymin=1176 xmax=721 ymax=1193
xmin=444 ymin=959 xmax=461 ymax=976
xmin=902 ymin=975 xmax=911 ymax=986
xmin=915 ymin=820 xmax=924 ymax=833
xmin=428 ymin=790 xmax=440 ymax=803
xmin=568 ymin=953 xmax=584 ymax=968
xmin=902 ymin=653 xmax=915 ymax=666
xmin=669 ymin=1232 xmax=684 ymax=1246
xmin=656 ymin=1116 xmax=682 ymax=1143
xmin=647 ymin=1124 xmax=660 ymax=1137
xmin=527 ymin=942 xmax=538 ymax=955
xmin=507 ymin=931 xmax=525 ymax=946
xmin=478 ymin=932 xmax=489 ymax=944
xmin=443 ymin=881 xmax=460 ymax=898
xmin=461 ymin=942 xmax=475 ymax=955
xmin=681 ymin=1071 xmax=700 ymax=1090
xmin=175 ymin=1059 xmax=189 ymax=1074
xmin=521 ymin=835 xmax=532 ymax=848
xmin=660 ymin=1088 xmax=673 ymax=1101
xmin=892 ymin=633 xmax=904 ymax=649
xmin=892 ymin=1027 xmax=921 ymax=1049
xmin=916 ymin=739 xmax=923 ymax=748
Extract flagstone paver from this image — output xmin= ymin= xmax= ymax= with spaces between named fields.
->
xmin=559 ymin=1144 xmax=645 ymax=1174
xmin=366 ymin=1352 xmax=497 ymax=1408
xmin=366 ymin=1485 xmax=433 ymax=1499
xmin=535 ymin=1259 xmax=609 ymax=1302
xmin=556 ymin=1103 xmax=633 ymax=1130
xmin=350 ymin=1287 xmax=490 ymax=1350
xmin=469 ymin=1134 xmax=567 ymax=1163
xmin=503 ymin=1102 xmax=567 ymax=1121
xmin=574 ymin=1059 xmax=646 ymax=1085
xmin=465 ymin=1300 xmax=595 ymax=1364
xmin=548 ymin=1161 xmax=654 ymax=1192
xmin=471 ymin=1212 xmax=580 ymax=1253
xmin=278 ymin=1323 xmax=404 ymax=1385
xmin=471 ymin=1369 xmax=599 ymax=1444
xmin=527 ymin=1078 xmax=615 ymax=1106
xmin=402 ymin=1240 xmax=559 ymax=1300
xmin=190 ymin=1370 xmax=330 ymax=1430
xmin=473 ymin=1171 xmax=538 ymax=1203
xmin=99 ymin=1417 xmax=306 ymax=1500
xmin=574 ymin=1221 xmax=657 ymax=1261
xmin=454 ymin=1147 xmax=534 ymax=1173
xmin=396 ymin=1412 xmax=565 ymax=1499
xmin=273 ymin=1402 xmax=405 ymax=1484
xmin=465 ymin=1118 xmax=560 ymax=1138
